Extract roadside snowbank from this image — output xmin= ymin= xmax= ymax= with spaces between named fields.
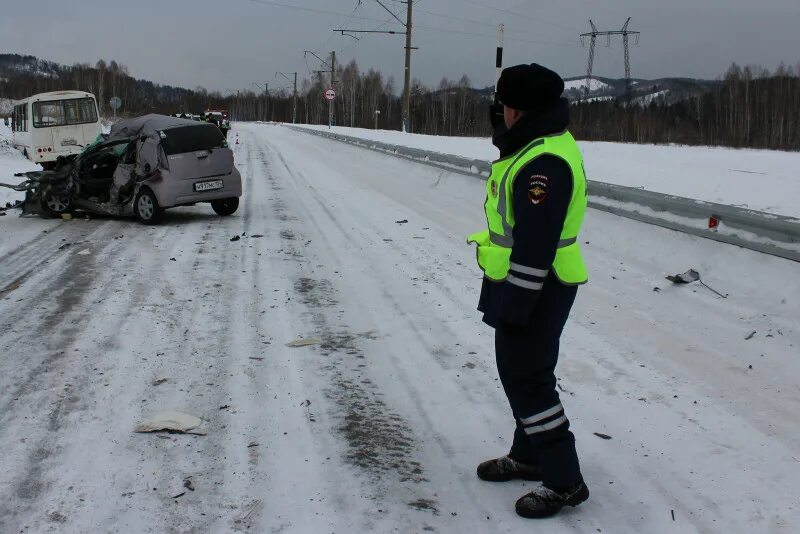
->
xmin=0 ymin=122 xmax=38 ymax=207
xmin=290 ymin=124 xmax=800 ymax=218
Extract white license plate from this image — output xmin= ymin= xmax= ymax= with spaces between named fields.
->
xmin=194 ymin=179 xmax=224 ymax=192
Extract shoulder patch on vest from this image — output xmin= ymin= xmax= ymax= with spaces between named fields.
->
xmin=528 ymin=175 xmax=549 ymax=205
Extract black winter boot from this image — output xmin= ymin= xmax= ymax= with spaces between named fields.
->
xmin=476 ymin=455 xmax=542 ymax=482
xmin=515 ymin=481 xmax=589 ymax=518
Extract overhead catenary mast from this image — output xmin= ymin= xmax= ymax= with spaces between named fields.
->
xmin=334 ymin=0 xmax=416 ymax=132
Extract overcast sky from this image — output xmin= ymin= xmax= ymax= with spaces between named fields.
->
xmin=1 ymin=0 xmax=798 ymax=95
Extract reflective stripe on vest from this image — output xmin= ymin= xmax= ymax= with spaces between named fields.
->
xmin=468 ymin=131 xmax=588 ymax=285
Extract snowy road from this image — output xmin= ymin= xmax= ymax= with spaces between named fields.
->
xmin=1 ymin=123 xmax=798 ymax=533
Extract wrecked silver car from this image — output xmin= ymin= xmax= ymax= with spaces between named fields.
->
xmin=1 ymin=114 xmax=242 ymax=224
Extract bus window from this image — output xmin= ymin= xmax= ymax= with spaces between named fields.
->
xmin=33 ymin=98 xmax=97 ymax=128
xmin=34 ymin=101 xmax=66 ymax=127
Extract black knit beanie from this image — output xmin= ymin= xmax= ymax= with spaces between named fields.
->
xmin=496 ymin=63 xmax=564 ymax=112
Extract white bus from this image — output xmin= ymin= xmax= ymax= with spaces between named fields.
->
xmin=11 ymin=90 xmax=101 ymax=169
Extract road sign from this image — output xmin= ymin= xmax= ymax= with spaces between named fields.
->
xmin=109 ymin=96 xmax=122 ymax=110
xmin=324 ymin=89 xmax=336 ymax=101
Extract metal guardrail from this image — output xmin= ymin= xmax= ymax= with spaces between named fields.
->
xmin=287 ymin=125 xmax=800 ymax=262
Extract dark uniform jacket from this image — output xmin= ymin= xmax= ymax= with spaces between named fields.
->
xmin=478 ymin=98 xmax=574 ymax=329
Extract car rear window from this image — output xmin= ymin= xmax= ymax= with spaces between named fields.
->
xmin=160 ymin=124 xmax=227 ymax=155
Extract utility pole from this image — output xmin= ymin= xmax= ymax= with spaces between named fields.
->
xmin=276 ymin=71 xmax=298 ymax=123
xmin=305 ymin=50 xmax=336 ymax=128
xmin=580 ymin=18 xmax=640 ymax=99
xmin=402 ymin=0 xmax=413 ymax=132
xmin=495 ymin=23 xmax=504 ymax=101
xmin=252 ymin=82 xmax=269 ymax=121
xmin=334 ymin=0 xmax=416 ymax=132
xmin=330 ymin=51 xmax=336 ymax=128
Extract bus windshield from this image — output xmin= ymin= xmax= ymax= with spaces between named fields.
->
xmin=33 ymin=98 xmax=98 ymax=128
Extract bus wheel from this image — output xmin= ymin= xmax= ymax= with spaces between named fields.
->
xmin=40 ymin=191 xmax=72 ymax=218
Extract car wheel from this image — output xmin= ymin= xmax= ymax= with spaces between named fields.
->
xmin=134 ymin=187 xmax=163 ymax=225
xmin=40 ymin=190 xmax=72 ymax=218
xmin=211 ymin=197 xmax=239 ymax=216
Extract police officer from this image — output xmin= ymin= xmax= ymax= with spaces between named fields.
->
xmin=468 ymin=63 xmax=590 ymax=518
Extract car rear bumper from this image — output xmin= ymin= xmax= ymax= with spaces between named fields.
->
xmin=153 ymin=167 xmax=243 ymax=207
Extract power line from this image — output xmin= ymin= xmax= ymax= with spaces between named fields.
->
xmin=245 ymin=0 xmax=385 ymax=23
xmin=458 ymin=0 xmax=582 ymax=32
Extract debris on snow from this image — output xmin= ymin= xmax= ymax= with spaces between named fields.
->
xmin=247 ymin=441 xmax=259 ymax=448
xmin=134 ymin=410 xmax=206 ymax=435
xmin=286 ymin=338 xmax=322 ymax=348
xmin=152 ymin=378 xmax=168 ymax=386
xmin=230 ymin=235 xmax=241 ymax=242
xmin=745 ymin=331 xmax=757 ymax=340
xmin=183 ymin=477 xmax=195 ymax=491
xmin=395 ymin=219 xmax=409 ymax=224
xmin=666 ymin=268 xmax=728 ymax=298
xmin=171 ymin=491 xmax=186 ymax=499
xmin=666 ymin=269 xmax=700 ymax=284
xmin=234 ymin=499 xmax=263 ymax=525
xmin=250 ymin=234 xmax=264 ymax=238
xmin=77 ymin=249 xmax=91 ymax=256
xmin=593 ymin=432 xmax=613 ymax=440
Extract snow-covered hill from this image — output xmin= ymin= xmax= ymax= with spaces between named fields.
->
xmin=563 ymin=77 xmax=610 ymax=94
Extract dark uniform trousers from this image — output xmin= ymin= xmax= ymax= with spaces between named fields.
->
xmin=494 ymin=274 xmax=582 ymax=488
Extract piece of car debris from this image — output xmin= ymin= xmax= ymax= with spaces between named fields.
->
xmin=593 ymin=432 xmax=613 ymax=440
xmin=665 ymin=269 xmax=700 ymax=284
xmin=395 ymin=219 xmax=408 ymax=224
xmin=666 ymin=268 xmax=728 ymax=298
xmin=230 ymin=235 xmax=241 ymax=242
xmin=745 ymin=331 xmax=757 ymax=340
xmin=134 ymin=411 xmax=206 ymax=435
xmin=77 ymin=249 xmax=91 ymax=256
xmin=169 ymin=257 xmax=176 ymax=261
xmin=152 ymin=378 xmax=168 ymax=386
xmin=250 ymin=234 xmax=264 ymax=238
xmin=286 ymin=338 xmax=322 ymax=348
xmin=183 ymin=477 xmax=195 ymax=491
xmin=172 ymin=492 xmax=186 ymax=499
xmin=247 ymin=441 xmax=259 ymax=448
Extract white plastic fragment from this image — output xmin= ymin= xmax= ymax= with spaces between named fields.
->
xmin=286 ymin=338 xmax=322 ymax=348
xmin=134 ymin=410 xmax=206 ymax=435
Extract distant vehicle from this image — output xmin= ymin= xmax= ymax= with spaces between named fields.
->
xmin=3 ymin=114 xmax=241 ymax=224
xmin=10 ymin=91 xmax=101 ymax=169
xmin=204 ymin=109 xmax=230 ymax=138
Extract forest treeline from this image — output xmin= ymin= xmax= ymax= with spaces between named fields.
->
xmin=2 ymin=54 xmax=799 ymax=150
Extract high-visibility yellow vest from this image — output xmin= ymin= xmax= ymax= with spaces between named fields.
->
xmin=468 ymin=131 xmax=588 ymax=285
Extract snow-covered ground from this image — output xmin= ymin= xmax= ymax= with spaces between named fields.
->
xmin=0 ymin=121 xmax=39 ymax=208
xmin=293 ymin=124 xmax=800 ymax=218
xmin=1 ymin=123 xmax=799 ymax=533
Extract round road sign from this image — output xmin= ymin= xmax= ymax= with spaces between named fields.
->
xmin=109 ymin=96 xmax=122 ymax=110
xmin=324 ymin=89 xmax=336 ymax=101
